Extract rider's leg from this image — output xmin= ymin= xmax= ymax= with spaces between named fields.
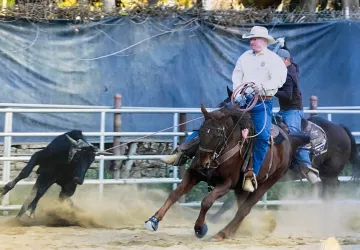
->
xmin=161 ymin=100 xmax=233 ymax=166
xmin=279 ymin=110 xmax=318 ymax=184
xmin=160 ymin=132 xmax=200 ymax=166
xmin=243 ymin=99 xmax=272 ymax=192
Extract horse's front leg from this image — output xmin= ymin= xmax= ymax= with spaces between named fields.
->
xmin=144 ymin=169 xmax=198 ymax=232
xmin=193 ymin=180 xmax=232 ymax=238
xmin=207 ymin=192 xmax=235 ymax=223
xmin=214 ymin=171 xmax=281 ymax=240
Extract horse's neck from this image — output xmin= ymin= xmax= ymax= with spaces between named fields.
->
xmin=228 ymin=124 xmax=251 ymax=147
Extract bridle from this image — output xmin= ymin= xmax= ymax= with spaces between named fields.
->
xmin=198 ymin=117 xmax=230 ymax=161
xmin=197 ymin=108 xmax=253 ymax=169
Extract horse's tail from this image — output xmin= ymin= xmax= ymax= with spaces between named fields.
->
xmin=340 ymin=125 xmax=360 ymax=179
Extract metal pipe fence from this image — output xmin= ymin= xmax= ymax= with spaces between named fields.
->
xmin=0 ymin=104 xmax=359 ymax=211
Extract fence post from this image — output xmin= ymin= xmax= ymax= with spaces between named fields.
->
xmin=112 ymin=94 xmax=123 ymax=179
xmin=178 ymin=113 xmax=187 ymax=203
xmin=309 ymin=96 xmax=318 ymax=118
xmin=178 ymin=113 xmax=187 ymax=175
xmin=172 ymin=113 xmax=179 ymax=190
xmin=98 ymin=111 xmax=106 ymax=201
xmin=2 ymin=110 xmax=12 ymax=215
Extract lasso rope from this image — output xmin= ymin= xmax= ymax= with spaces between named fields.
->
xmin=247 ymin=95 xmax=267 ymax=139
xmin=104 ymin=80 xmax=273 ymax=153
xmin=102 ymin=38 xmax=283 ymax=154
xmin=103 ymin=115 xmax=206 ymax=152
xmin=230 ymin=82 xmax=268 ymax=139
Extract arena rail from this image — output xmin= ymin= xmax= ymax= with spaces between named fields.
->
xmin=0 ymin=102 xmax=359 ymax=211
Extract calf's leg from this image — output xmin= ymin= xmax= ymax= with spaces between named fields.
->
xmin=17 ymin=174 xmax=55 ymax=219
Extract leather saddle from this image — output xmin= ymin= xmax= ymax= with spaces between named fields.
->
xmin=272 ymin=114 xmax=327 ymax=157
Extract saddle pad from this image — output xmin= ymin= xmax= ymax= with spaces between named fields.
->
xmin=300 ymin=121 xmax=327 ymax=156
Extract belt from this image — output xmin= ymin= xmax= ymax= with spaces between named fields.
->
xmin=260 ymin=96 xmax=273 ymax=100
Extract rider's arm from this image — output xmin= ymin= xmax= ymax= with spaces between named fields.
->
xmin=254 ymin=54 xmax=287 ymax=92
xmin=232 ymin=56 xmax=244 ymax=91
xmin=275 ymin=76 xmax=293 ymax=100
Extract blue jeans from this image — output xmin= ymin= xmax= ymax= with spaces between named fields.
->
xmin=248 ymin=100 xmax=272 ymax=175
xmin=277 ymin=110 xmax=312 ymax=167
xmin=184 ymin=99 xmax=272 ymax=176
xmin=185 ymin=131 xmax=198 ymax=143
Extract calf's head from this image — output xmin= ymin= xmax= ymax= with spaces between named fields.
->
xmin=66 ymin=135 xmax=98 ymax=185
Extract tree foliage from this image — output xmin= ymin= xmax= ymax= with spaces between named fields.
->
xmin=0 ymin=0 xmax=357 ymax=22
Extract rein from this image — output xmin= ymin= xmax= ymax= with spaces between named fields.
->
xmin=103 ymin=115 xmax=207 ymax=153
xmin=199 ymin=110 xmax=252 ymax=169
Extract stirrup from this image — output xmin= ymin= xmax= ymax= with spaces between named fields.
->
xmin=298 ymin=164 xmax=319 ymax=184
xmin=299 ymin=164 xmax=319 ymax=176
xmin=242 ymin=171 xmax=258 ymax=192
xmin=307 ymin=165 xmax=319 ymax=176
xmin=306 ymin=171 xmax=318 ymax=184
xmin=243 ymin=178 xmax=255 ymax=192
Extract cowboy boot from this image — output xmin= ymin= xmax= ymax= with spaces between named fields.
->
xmin=299 ymin=164 xmax=319 ymax=184
xmin=243 ymin=170 xmax=258 ymax=192
xmin=160 ymin=135 xmax=200 ymax=166
xmin=160 ymin=147 xmax=188 ymax=166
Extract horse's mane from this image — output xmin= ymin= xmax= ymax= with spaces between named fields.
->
xmin=209 ymin=106 xmax=254 ymax=132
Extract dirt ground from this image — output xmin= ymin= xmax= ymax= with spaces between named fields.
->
xmin=0 ymin=185 xmax=360 ymax=250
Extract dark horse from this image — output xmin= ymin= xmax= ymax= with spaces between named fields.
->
xmin=207 ymin=90 xmax=360 ymax=223
xmin=287 ymin=116 xmax=360 ymax=194
xmin=144 ymin=104 xmax=310 ymax=240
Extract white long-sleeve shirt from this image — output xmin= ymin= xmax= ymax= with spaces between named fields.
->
xmin=232 ymin=47 xmax=287 ymax=96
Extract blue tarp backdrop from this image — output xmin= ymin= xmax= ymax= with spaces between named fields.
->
xmin=0 ymin=17 xmax=360 ymax=143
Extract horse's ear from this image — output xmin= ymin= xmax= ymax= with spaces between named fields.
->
xmin=227 ymin=86 xmax=233 ymax=98
xmin=201 ymin=104 xmax=210 ymax=119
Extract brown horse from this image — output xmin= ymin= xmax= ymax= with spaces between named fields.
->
xmin=204 ymin=88 xmax=360 ymax=223
xmin=207 ymin=114 xmax=360 ymax=223
xmin=144 ymin=104 xmax=310 ymax=239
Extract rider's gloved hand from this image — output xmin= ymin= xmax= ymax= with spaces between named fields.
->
xmin=276 ymin=37 xmax=285 ymax=48
xmin=235 ymin=89 xmax=255 ymax=107
xmin=251 ymin=83 xmax=263 ymax=94
xmin=234 ymin=92 xmax=246 ymax=106
xmin=244 ymin=83 xmax=262 ymax=95
xmin=244 ymin=86 xmax=254 ymax=95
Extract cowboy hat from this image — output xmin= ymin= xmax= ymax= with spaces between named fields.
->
xmin=242 ymin=26 xmax=276 ymax=45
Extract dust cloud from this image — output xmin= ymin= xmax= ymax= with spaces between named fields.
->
xmin=0 ymin=184 xmax=358 ymax=249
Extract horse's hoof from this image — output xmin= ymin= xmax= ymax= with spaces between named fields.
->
xmin=194 ymin=223 xmax=208 ymax=238
xmin=25 ymin=210 xmax=34 ymax=219
xmin=144 ymin=216 xmax=159 ymax=232
xmin=0 ymin=184 xmax=11 ymax=197
xmin=213 ymin=231 xmax=226 ymax=241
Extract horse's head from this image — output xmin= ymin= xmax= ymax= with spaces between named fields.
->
xmin=197 ymin=104 xmax=236 ymax=168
